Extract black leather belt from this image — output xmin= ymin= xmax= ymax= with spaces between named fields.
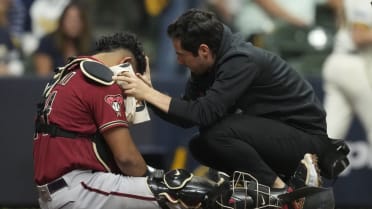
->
xmin=38 ymin=178 xmax=67 ymax=195
xmin=37 ymin=178 xmax=68 ymax=202
xmin=47 ymin=178 xmax=68 ymax=194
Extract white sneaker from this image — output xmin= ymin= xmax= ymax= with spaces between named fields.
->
xmin=302 ymin=154 xmax=321 ymax=187
xmin=291 ymin=153 xmax=322 ymax=188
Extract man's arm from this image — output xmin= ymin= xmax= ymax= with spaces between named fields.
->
xmin=344 ymin=1 xmax=372 ymax=48
xmin=351 ymin=24 xmax=372 ymax=47
xmin=114 ymin=56 xmax=259 ymax=127
xmin=142 ymin=87 xmax=172 ymax=113
xmin=126 ymin=56 xmax=172 ymax=113
xmin=102 ymin=126 xmax=147 ymax=176
xmin=113 ymin=57 xmax=196 ymax=128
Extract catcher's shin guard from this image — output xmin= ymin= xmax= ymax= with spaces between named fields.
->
xmin=222 ymin=171 xmax=335 ymax=209
xmin=216 ymin=171 xmax=282 ymax=209
xmin=147 ymin=169 xmax=230 ymax=209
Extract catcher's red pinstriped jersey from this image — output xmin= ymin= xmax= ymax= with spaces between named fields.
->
xmin=33 ymin=57 xmax=128 ymax=185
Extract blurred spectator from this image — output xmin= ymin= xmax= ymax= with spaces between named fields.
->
xmin=7 ymin=0 xmax=26 ymax=45
xmin=30 ymin=0 xmax=70 ymax=39
xmin=22 ymin=0 xmax=34 ymax=33
xmin=205 ymin=0 xmax=242 ymax=31
xmin=232 ymin=0 xmax=337 ymax=77
xmin=150 ymin=0 xmax=201 ymax=79
xmin=22 ymin=0 xmax=70 ymax=57
xmin=0 ymin=0 xmax=24 ymax=76
xmin=234 ymin=0 xmax=315 ymax=46
xmin=32 ymin=0 xmax=95 ymax=77
xmin=322 ymin=0 xmax=372 ymax=145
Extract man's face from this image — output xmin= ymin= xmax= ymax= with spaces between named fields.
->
xmin=172 ymin=38 xmax=213 ymax=75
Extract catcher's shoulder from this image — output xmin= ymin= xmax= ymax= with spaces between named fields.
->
xmin=80 ymin=60 xmax=114 ymax=86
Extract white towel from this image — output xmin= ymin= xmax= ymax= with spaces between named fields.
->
xmin=110 ymin=63 xmax=151 ymax=124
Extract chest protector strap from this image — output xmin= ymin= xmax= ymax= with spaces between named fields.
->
xmin=80 ymin=60 xmax=114 ymax=86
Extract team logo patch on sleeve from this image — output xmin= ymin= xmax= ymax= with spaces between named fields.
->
xmin=104 ymin=94 xmax=124 ymax=117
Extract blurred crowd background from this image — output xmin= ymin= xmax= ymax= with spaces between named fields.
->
xmin=0 ymin=0 xmax=338 ymax=78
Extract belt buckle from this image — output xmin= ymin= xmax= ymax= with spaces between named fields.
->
xmin=37 ymin=185 xmax=52 ymax=202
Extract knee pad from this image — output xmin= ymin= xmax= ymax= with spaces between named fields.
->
xmin=217 ymin=171 xmax=287 ymax=209
xmin=220 ymin=176 xmax=276 ymax=209
xmin=147 ymin=169 xmax=229 ymax=209
xmin=224 ymin=171 xmax=335 ymax=209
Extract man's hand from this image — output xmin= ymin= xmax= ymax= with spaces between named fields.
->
xmin=113 ymin=72 xmax=152 ymax=101
xmin=113 ymin=69 xmax=172 ymax=113
xmin=112 ymin=56 xmax=152 ymax=100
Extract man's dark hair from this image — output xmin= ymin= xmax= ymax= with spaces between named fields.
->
xmin=95 ymin=32 xmax=146 ymax=74
xmin=167 ymin=9 xmax=223 ymax=56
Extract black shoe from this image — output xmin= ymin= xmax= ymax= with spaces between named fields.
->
xmin=319 ymin=139 xmax=350 ymax=179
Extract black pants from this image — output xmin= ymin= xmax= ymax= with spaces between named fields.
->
xmin=188 ymin=114 xmax=330 ymax=186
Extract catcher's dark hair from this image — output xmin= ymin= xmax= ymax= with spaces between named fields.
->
xmin=95 ymin=32 xmax=146 ymax=74
xmin=167 ymin=8 xmax=223 ymax=56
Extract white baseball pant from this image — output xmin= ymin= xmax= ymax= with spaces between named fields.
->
xmin=322 ymin=53 xmax=372 ymax=144
xmin=37 ymin=169 xmax=160 ymax=209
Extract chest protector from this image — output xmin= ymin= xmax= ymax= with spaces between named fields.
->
xmin=35 ymin=57 xmax=121 ymax=173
